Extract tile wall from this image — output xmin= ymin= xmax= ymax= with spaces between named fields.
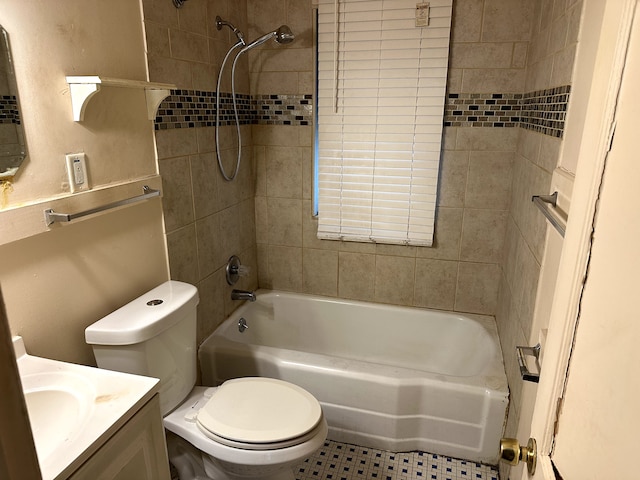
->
xmin=142 ymin=0 xmax=258 ymax=345
xmin=253 ymin=0 xmax=530 ymax=316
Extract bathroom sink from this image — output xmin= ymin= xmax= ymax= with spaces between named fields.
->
xmin=21 ymin=371 xmax=95 ymax=463
xmin=12 ymin=336 xmax=159 ymax=480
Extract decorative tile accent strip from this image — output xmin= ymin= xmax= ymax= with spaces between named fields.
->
xmin=154 ymin=90 xmax=313 ymax=130
xmin=254 ymin=94 xmax=313 ymax=126
xmin=444 ymin=93 xmax=522 ymax=128
xmin=0 ymin=95 xmax=21 ymax=125
xmin=444 ymin=86 xmax=571 ymax=138
xmin=520 ymin=85 xmax=571 ymax=138
xmin=155 ymin=86 xmax=571 ymax=138
xmin=155 ymin=89 xmax=253 ymax=130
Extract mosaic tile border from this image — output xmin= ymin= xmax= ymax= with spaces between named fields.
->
xmin=444 ymin=86 xmax=571 ymax=138
xmin=294 ymin=440 xmax=500 ymax=480
xmin=0 ymin=95 xmax=21 ymax=125
xmin=519 ymin=85 xmax=571 ymax=138
xmin=154 ymin=90 xmax=313 ymax=130
xmin=155 ymin=86 xmax=571 ymax=138
xmin=444 ymin=93 xmax=522 ymax=128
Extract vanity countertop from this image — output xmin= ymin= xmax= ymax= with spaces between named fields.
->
xmin=13 ymin=336 xmax=160 ymax=480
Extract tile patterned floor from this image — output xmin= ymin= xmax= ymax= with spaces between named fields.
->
xmin=294 ymin=440 xmax=500 ymax=480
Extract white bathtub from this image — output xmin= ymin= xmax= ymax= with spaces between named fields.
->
xmin=199 ymin=291 xmax=508 ymax=464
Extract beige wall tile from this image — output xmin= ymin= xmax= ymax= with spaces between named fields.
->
xmin=482 ymin=0 xmax=535 ymax=42
xmin=456 ymin=127 xmax=519 ymax=151
xmin=197 ymin=268 xmax=226 ymax=345
xmin=167 ymin=224 xmax=200 ymax=285
xmin=142 ymin=0 xmax=179 ymax=26
xmin=253 ymin=125 xmax=303 ymax=147
xmin=465 ymin=151 xmax=513 ymax=209
xmin=148 ymin=54 xmax=193 ymax=88
xmin=247 ymin=0 xmax=286 ymax=40
xmin=265 ymin=146 xmax=303 ymax=199
xmin=538 ymin=134 xmax=561 ymax=173
xmin=414 ymin=258 xmax=458 ymax=310
xmin=516 ymin=128 xmax=541 ymax=162
xmin=249 ymin=47 xmax=313 ymax=73
xmin=268 ymin=245 xmax=303 ymax=291
xmin=169 ymin=29 xmax=209 ymax=63
xmin=155 ymin=128 xmax=198 ymax=159
xmin=267 ymin=197 xmax=303 ymax=246
xmin=375 ymin=244 xmax=417 ymax=258
xmin=251 ymin=71 xmax=300 ymax=95
xmin=338 ymin=252 xmax=376 ymax=301
xmin=374 ymin=256 xmax=416 ymax=306
xmin=257 ymin=243 xmax=270 ymax=287
xmin=447 ymin=68 xmax=463 ymax=93
xmin=190 ymin=152 xmax=219 ymax=219
xmin=450 ymin=43 xmax=515 ymax=69
xmin=417 ymin=207 xmax=463 ymax=261
xmin=551 ymin=43 xmax=577 ymax=86
xmin=145 ymin=22 xmax=171 ymax=57
xmin=159 ymin=156 xmax=195 ymax=232
xmin=286 ymin=0 xmax=313 ymax=49
xmin=460 ymin=209 xmax=508 ymax=263
xmin=455 ymin=262 xmax=501 ymax=314
xmin=255 ymin=195 xmax=269 ymax=242
xmin=438 ymin=151 xmax=469 ymax=208
xmin=461 ymin=68 xmax=526 ymax=93
xmin=196 ymin=213 xmax=221 ymax=278
xmin=512 ymin=42 xmax=529 ymax=68
xmin=451 ymin=0 xmax=484 ymax=42
xmin=177 ymin=0 xmax=208 ymax=35
xmin=549 ymin=13 xmax=569 ymax=54
xmin=303 ymin=248 xmax=338 ymax=296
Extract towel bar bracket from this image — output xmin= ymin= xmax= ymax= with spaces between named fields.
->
xmin=532 ymin=191 xmax=567 ymax=237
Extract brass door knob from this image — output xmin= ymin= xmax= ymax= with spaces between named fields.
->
xmin=500 ymin=437 xmax=537 ymax=475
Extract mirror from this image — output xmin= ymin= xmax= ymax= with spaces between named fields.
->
xmin=0 ymin=25 xmax=27 ymax=180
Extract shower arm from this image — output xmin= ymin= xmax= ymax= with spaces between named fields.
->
xmin=216 ymin=16 xmax=245 ymax=45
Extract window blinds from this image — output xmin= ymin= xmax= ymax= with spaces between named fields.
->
xmin=316 ymin=0 xmax=453 ymax=246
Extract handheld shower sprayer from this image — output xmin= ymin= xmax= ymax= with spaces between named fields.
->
xmin=215 ymin=18 xmax=295 ymax=181
xmin=238 ymin=25 xmax=295 ymax=54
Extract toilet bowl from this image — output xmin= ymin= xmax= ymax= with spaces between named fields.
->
xmin=85 ymin=281 xmax=327 ymax=480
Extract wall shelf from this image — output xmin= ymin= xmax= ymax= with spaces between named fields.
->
xmin=66 ymin=76 xmax=175 ymax=121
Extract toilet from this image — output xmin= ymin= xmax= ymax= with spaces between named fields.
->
xmin=85 ymin=280 xmax=327 ymax=480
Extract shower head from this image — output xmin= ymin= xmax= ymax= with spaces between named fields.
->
xmin=239 ymin=25 xmax=295 ymax=54
xmin=275 ymin=25 xmax=295 ymax=44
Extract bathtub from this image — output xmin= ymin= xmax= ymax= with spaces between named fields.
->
xmin=199 ymin=291 xmax=508 ymax=464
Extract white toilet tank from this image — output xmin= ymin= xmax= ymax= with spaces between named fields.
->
xmin=85 ymin=281 xmax=199 ymax=415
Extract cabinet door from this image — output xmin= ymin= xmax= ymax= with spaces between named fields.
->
xmin=69 ymin=395 xmax=170 ymax=480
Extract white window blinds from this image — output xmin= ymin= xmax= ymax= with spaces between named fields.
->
xmin=316 ymin=0 xmax=453 ymax=246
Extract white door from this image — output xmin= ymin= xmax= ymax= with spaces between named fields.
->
xmin=517 ymin=1 xmax=640 ymax=479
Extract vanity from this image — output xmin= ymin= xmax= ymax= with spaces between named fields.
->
xmin=14 ymin=336 xmax=171 ymax=480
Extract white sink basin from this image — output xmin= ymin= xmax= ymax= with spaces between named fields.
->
xmin=21 ymin=372 xmax=95 ymax=463
xmin=13 ymin=336 xmax=159 ymax=480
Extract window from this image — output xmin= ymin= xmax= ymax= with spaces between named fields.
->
xmin=315 ymin=0 xmax=453 ymax=246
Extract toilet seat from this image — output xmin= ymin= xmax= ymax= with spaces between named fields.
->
xmin=196 ymin=377 xmax=323 ymax=450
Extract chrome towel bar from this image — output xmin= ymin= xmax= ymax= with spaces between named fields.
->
xmin=44 ymin=185 xmax=161 ymax=226
xmin=532 ymin=191 xmax=567 ymax=237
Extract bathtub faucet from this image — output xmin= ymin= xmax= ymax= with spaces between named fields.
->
xmin=231 ymin=289 xmax=256 ymax=302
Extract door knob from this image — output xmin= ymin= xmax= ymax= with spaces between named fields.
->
xmin=500 ymin=437 xmax=537 ymax=475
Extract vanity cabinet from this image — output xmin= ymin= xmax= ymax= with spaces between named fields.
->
xmin=68 ymin=394 xmax=170 ymax=480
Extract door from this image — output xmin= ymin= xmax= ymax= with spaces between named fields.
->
xmin=516 ymin=1 xmax=640 ymax=479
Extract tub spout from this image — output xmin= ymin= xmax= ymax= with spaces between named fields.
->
xmin=231 ymin=289 xmax=256 ymax=302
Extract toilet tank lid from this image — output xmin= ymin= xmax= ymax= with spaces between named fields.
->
xmin=85 ymin=281 xmax=199 ymax=346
